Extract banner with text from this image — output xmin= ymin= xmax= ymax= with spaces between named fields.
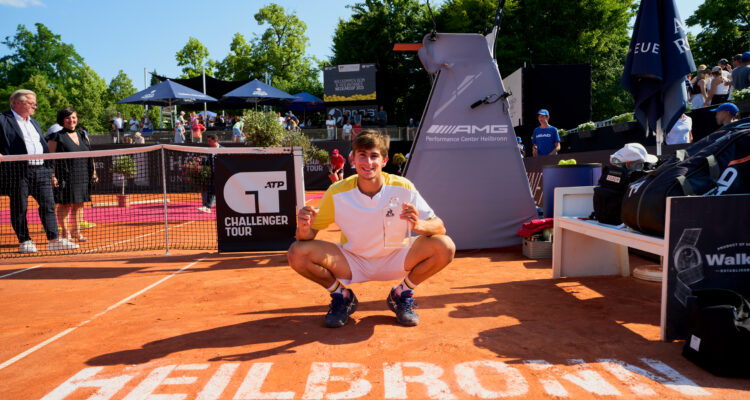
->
xmin=324 ymin=63 xmax=376 ymax=102
xmin=664 ymin=194 xmax=750 ymax=340
xmin=215 ymin=153 xmax=297 ymax=252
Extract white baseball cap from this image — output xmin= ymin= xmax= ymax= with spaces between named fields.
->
xmin=610 ymin=143 xmax=658 ymax=165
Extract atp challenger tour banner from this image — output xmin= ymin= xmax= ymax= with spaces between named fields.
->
xmin=214 ymin=153 xmax=297 ymax=252
xmin=324 ymin=63 xmax=376 ymax=102
xmin=663 ymin=194 xmax=750 ymax=340
xmin=404 ymin=33 xmax=537 ymax=249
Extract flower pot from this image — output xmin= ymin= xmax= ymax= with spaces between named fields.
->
xmin=117 ymin=194 xmax=130 ymax=208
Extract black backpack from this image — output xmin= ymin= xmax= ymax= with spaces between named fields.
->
xmin=592 ymin=165 xmax=647 ymax=225
xmin=682 ymin=289 xmax=750 ymax=377
xmin=621 ymin=119 xmax=750 ymax=236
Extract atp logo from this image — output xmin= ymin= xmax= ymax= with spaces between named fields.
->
xmin=224 ymin=171 xmax=287 ymax=214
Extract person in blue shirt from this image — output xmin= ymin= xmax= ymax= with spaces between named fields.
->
xmin=531 ymin=109 xmax=560 ymax=156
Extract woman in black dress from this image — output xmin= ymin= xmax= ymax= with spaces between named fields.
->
xmin=47 ymin=107 xmax=98 ymax=242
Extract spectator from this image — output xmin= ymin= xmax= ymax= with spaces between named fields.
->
xmin=707 ymin=66 xmax=730 ymax=105
xmin=711 ymin=103 xmax=739 ymax=127
xmin=328 ymin=148 xmax=345 ymax=183
xmin=191 ymin=118 xmax=205 ymax=143
xmin=177 ymin=110 xmax=186 ymax=127
xmin=277 ymin=112 xmax=285 ymax=126
xmin=342 ymin=120 xmax=353 ymax=140
xmin=406 ymin=118 xmax=418 ymax=139
xmin=128 ymin=114 xmax=139 ymax=137
xmin=0 ymin=89 xmax=78 ymax=252
xmin=352 ymin=112 xmax=363 ymax=138
xmin=690 ymin=67 xmax=709 ymax=109
xmin=174 ymin=121 xmax=185 ymax=144
xmin=377 ymin=106 xmax=387 ymax=127
xmin=517 ymin=136 xmax=526 ymax=157
xmin=133 ymin=131 xmax=145 ymax=144
xmin=113 ymin=112 xmax=124 ymax=137
xmin=665 ymin=113 xmax=692 ymax=145
xmin=232 ymin=117 xmax=244 ymax=143
xmin=110 ymin=119 xmax=119 ymax=143
xmin=47 ymin=107 xmax=98 ymax=243
xmin=732 ymin=52 xmax=750 ymax=92
xmin=325 ymin=114 xmax=336 ymax=140
xmin=141 ymin=115 xmax=153 ymax=136
xmin=531 ymin=109 xmax=560 ymax=156
xmin=198 ymin=134 xmax=220 ymax=213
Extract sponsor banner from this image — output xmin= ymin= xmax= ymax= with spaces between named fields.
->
xmin=665 ymin=194 xmax=750 ymax=340
xmin=214 ymin=154 xmax=297 ymax=252
xmin=324 ymin=63 xmax=377 ymax=102
xmin=326 ymin=104 xmax=378 ymax=126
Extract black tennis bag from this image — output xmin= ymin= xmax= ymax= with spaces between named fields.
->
xmin=592 ymin=165 xmax=647 ymax=225
xmin=621 ymin=119 xmax=750 ymax=236
xmin=682 ymin=289 xmax=750 ymax=377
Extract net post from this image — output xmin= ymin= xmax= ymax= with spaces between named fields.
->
xmin=160 ymin=146 xmax=171 ymax=255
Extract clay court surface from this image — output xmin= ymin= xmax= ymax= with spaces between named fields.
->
xmin=1 ymin=196 xmax=749 ymax=399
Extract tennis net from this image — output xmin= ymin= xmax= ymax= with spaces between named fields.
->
xmin=1 ymin=145 xmax=260 ymax=258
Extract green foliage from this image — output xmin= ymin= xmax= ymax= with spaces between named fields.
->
xmin=242 ymin=109 xmax=323 ymax=162
xmin=175 ymin=37 xmax=216 ymax=78
xmin=577 ymin=121 xmax=596 ymax=132
xmin=331 ymin=0 xmax=433 ymax=125
xmin=392 ymin=152 xmax=406 ymax=166
xmin=685 ymin=0 xmax=750 ymax=66
xmin=181 ymin=156 xmax=211 ymax=189
xmin=216 ymin=33 xmax=256 ymax=81
xmin=313 ymin=148 xmax=330 ymax=166
xmin=611 ymin=112 xmax=634 ymax=124
xmin=112 ymin=155 xmax=137 ymax=195
xmin=733 ymin=88 xmax=750 ymax=102
xmin=558 ymin=128 xmax=567 ymax=137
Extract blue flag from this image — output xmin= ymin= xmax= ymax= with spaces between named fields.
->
xmin=622 ymin=0 xmax=696 ymax=136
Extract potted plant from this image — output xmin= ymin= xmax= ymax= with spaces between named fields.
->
xmin=577 ymin=121 xmax=597 ymax=138
xmin=732 ymin=88 xmax=750 ymax=114
xmin=610 ymin=112 xmax=636 ymax=133
xmin=181 ymin=156 xmax=211 ymax=191
xmin=392 ymin=152 xmax=406 ymax=174
xmin=112 ymin=155 xmax=137 ymax=207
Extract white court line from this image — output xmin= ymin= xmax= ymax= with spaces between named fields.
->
xmin=0 ymin=256 xmax=206 ymax=371
xmin=0 ymin=264 xmax=42 ymax=279
xmin=83 ymin=220 xmax=195 ymax=254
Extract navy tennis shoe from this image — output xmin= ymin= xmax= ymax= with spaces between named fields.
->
xmin=325 ymin=288 xmax=358 ymax=328
xmin=387 ymin=288 xmax=419 ymax=326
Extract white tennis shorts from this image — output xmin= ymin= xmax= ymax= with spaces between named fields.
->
xmin=338 ymin=244 xmax=411 ymax=284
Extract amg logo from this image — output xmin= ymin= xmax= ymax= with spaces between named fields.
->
xmin=705 ymin=253 xmax=750 ymax=266
xmin=606 ymin=175 xmax=621 ymax=184
xmin=426 ymin=124 xmax=509 ymax=134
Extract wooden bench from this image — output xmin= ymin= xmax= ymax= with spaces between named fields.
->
xmin=552 ymin=186 xmax=666 ymax=279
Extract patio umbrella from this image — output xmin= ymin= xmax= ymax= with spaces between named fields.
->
xmin=285 ymin=92 xmax=325 ymax=121
xmin=118 ymin=80 xmax=218 ymax=132
xmin=221 ymin=79 xmax=295 ymax=109
xmin=621 ymin=0 xmax=695 ymax=155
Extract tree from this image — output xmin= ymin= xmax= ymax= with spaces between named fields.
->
xmin=104 ymin=70 xmax=141 ymax=125
xmin=176 ymin=37 xmax=216 ymax=78
xmin=686 ymin=0 xmax=750 ymax=66
xmin=331 ymin=0 xmax=433 ymax=125
xmin=216 ymin=33 xmax=257 ymax=81
xmin=251 ymin=4 xmax=310 ymax=84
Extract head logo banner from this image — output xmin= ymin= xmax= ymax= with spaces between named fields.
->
xmin=215 ymin=153 xmax=297 ymax=252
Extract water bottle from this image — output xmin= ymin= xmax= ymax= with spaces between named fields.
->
xmin=383 ymin=196 xmax=411 ymax=248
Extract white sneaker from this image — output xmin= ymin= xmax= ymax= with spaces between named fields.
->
xmin=48 ymin=238 xmax=80 ymax=251
xmin=19 ymin=240 xmax=38 ymax=253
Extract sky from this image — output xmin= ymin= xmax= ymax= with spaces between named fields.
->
xmin=1 ymin=0 xmax=705 ymax=90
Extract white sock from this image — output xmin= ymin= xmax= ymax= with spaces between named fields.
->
xmin=394 ymin=276 xmax=417 ymax=296
xmin=326 ymin=280 xmax=348 ymax=297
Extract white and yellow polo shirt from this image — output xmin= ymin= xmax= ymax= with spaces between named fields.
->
xmin=312 ymin=172 xmax=436 ymax=259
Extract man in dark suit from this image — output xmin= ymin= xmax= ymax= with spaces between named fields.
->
xmin=0 ymin=89 xmax=79 ymax=253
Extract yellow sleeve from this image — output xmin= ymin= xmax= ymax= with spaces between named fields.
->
xmin=311 ymin=187 xmax=335 ymax=231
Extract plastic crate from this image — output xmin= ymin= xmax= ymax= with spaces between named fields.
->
xmin=522 ymin=238 xmax=552 ymax=259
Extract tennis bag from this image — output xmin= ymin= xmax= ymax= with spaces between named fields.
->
xmin=621 ymin=119 xmax=750 ymax=236
xmin=682 ymin=289 xmax=750 ymax=377
xmin=592 ymin=165 xmax=647 ymax=225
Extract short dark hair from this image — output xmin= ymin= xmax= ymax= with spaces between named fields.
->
xmin=352 ymin=129 xmax=389 ymax=156
xmin=56 ymin=107 xmax=77 ymax=125
xmin=734 ymin=54 xmax=743 ymax=61
xmin=207 ymin=134 xmax=218 ymax=141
